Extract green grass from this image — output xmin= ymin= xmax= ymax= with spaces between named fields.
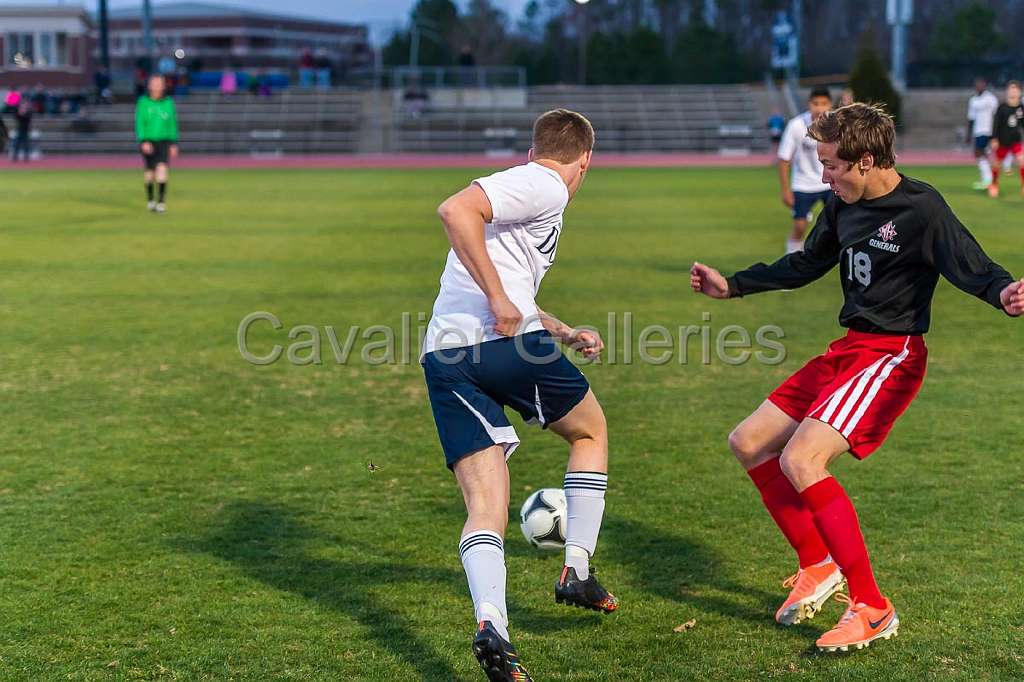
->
xmin=1 ymin=165 xmax=1021 ymax=680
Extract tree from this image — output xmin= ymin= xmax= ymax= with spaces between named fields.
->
xmin=849 ymin=37 xmax=902 ymax=125
xmin=672 ymin=20 xmax=758 ymax=84
xmin=382 ymin=0 xmax=461 ymax=67
xmin=927 ymin=1 xmax=1005 ymax=63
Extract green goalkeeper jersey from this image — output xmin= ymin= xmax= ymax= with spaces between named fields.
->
xmin=135 ymin=95 xmax=179 ymax=143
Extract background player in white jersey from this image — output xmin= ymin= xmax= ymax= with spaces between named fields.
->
xmin=967 ymin=76 xmax=999 ymax=190
xmin=422 ymin=109 xmax=616 ymax=682
xmin=778 ymin=88 xmax=833 ymax=254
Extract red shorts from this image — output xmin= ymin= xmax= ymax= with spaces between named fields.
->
xmin=994 ymin=142 xmax=1023 ymax=160
xmin=768 ymin=330 xmax=927 ymax=459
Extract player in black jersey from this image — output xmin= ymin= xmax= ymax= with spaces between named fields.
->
xmin=988 ymin=80 xmax=1024 ymax=198
xmin=691 ymin=103 xmax=1023 ymax=652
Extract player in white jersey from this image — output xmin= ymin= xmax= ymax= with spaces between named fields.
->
xmin=422 ymin=110 xmax=617 ymax=682
xmin=967 ymin=76 xmax=1000 ymax=190
xmin=778 ymin=88 xmax=834 ymax=254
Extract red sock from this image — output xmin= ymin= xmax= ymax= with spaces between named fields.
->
xmin=1019 ymin=167 xmax=1024 ymax=186
xmin=800 ymin=477 xmax=886 ymax=608
xmin=992 ymin=166 xmax=1000 ymax=186
xmin=748 ymin=458 xmax=829 ymax=568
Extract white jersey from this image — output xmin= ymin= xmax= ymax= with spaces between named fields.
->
xmin=967 ymin=90 xmax=999 ymax=137
xmin=422 ymin=162 xmax=569 ymax=356
xmin=778 ymin=111 xmax=829 ymax=193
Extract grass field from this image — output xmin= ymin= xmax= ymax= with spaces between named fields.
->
xmin=2 ymin=165 xmax=1022 ymax=681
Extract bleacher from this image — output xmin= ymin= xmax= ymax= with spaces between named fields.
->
xmin=22 ymin=84 xmax=777 ymax=155
xmin=29 ymin=89 xmax=365 ymax=155
xmin=393 ymin=84 xmax=770 ymax=154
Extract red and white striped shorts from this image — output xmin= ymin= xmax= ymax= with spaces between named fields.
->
xmin=769 ymin=330 xmax=927 ymax=459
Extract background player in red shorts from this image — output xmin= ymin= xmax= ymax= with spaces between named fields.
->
xmin=690 ymin=103 xmax=1023 ymax=653
xmin=988 ymin=80 xmax=1024 ymax=198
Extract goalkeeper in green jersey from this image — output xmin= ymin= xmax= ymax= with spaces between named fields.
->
xmin=135 ymin=74 xmax=179 ymax=213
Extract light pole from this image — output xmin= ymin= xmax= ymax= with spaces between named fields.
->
xmin=887 ymin=0 xmax=913 ymax=92
xmin=142 ymin=0 xmax=154 ymax=66
xmin=575 ymin=0 xmax=589 ymax=85
xmin=97 ymin=0 xmax=110 ymax=73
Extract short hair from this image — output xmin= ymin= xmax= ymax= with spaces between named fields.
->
xmin=807 ymin=102 xmax=896 ymax=169
xmin=809 ymin=87 xmax=831 ymax=101
xmin=1008 ymin=80 xmax=1021 ymax=90
xmin=532 ymin=109 xmax=595 ymax=164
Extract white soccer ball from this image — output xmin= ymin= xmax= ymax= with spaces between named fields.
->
xmin=519 ymin=488 xmax=567 ymax=550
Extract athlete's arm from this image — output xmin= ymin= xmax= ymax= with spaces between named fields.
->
xmin=535 ymin=306 xmax=604 ymax=358
xmin=135 ymin=100 xmax=152 ymax=153
xmin=718 ymin=205 xmax=841 ymax=297
xmin=924 ymin=199 xmax=1019 ymax=315
xmin=777 ymin=160 xmax=794 ymax=208
xmin=168 ymin=100 xmax=179 ymax=156
xmin=1000 ymin=279 xmax=1024 ymax=316
xmin=776 ymin=121 xmax=797 ymax=208
xmin=437 ymin=184 xmax=522 ymax=336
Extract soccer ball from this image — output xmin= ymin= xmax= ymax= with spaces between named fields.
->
xmin=519 ymin=488 xmax=567 ymax=550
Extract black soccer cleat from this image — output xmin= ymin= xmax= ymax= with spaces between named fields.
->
xmin=555 ymin=565 xmax=619 ymax=613
xmin=472 ymin=621 xmax=533 ymax=682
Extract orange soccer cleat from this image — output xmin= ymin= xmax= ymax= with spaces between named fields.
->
xmin=816 ymin=593 xmax=899 ymax=653
xmin=775 ymin=560 xmax=845 ymax=626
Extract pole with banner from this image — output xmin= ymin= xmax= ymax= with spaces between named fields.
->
xmin=887 ymin=0 xmax=913 ymax=92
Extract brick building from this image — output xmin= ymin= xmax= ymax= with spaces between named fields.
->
xmin=0 ymin=5 xmax=94 ymax=89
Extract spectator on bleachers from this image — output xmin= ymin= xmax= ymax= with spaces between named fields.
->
xmin=11 ymin=99 xmax=33 ymax=162
xmin=94 ymin=67 xmax=112 ymax=105
xmin=3 ymin=89 xmax=19 ymax=115
xmin=30 ymin=84 xmax=46 ymax=114
xmin=258 ymin=75 xmax=273 ymax=98
xmin=403 ymin=79 xmax=430 ymax=119
xmin=315 ymin=50 xmax=332 ymax=89
xmin=134 ymin=66 xmax=149 ymax=99
xmin=220 ymin=68 xmax=238 ymax=96
xmin=837 ymin=88 xmax=854 ymax=107
xmin=458 ymin=46 xmax=476 ymax=86
xmin=768 ymin=112 xmax=785 ymax=146
xmin=299 ymin=50 xmax=315 ymax=88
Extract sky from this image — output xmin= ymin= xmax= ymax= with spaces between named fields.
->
xmin=0 ymin=0 xmax=533 ymax=42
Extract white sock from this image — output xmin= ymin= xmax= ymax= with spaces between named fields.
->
xmin=785 ymin=238 xmax=804 ymax=254
xmin=459 ymin=530 xmax=508 ymax=641
xmin=813 ymin=554 xmax=833 ymax=568
xmin=1003 ymin=156 xmax=1013 ymax=173
xmin=979 ymin=157 xmax=993 ymax=185
xmin=563 ymin=471 xmax=607 ymax=580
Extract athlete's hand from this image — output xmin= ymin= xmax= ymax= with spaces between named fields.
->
xmin=489 ymin=295 xmax=523 ymax=336
xmin=690 ymin=262 xmax=730 ymax=299
xmin=781 ymin=189 xmax=795 ymax=209
xmin=1000 ymin=278 xmax=1024 ymax=316
xmin=169 ymin=144 xmax=179 ymax=159
xmin=568 ymin=328 xmax=604 ymax=358
xmin=140 ymin=142 xmax=154 ymax=155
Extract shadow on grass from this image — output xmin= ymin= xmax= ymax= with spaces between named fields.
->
xmin=604 ymin=516 xmax=781 ymax=627
xmin=181 ymin=500 xmax=465 ymax=680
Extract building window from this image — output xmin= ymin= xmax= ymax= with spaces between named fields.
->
xmin=56 ymin=32 xmax=68 ymax=65
xmin=7 ymin=32 xmax=35 ymax=67
xmin=7 ymin=32 xmax=70 ymax=68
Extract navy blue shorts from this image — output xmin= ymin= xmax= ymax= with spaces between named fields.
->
xmin=974 ymin=135 xmax=991 ymax=152
xmin=422 ymin=330 xmax=590 ymax=469
xmin=792 ymin=190 xmax=832 ymax=219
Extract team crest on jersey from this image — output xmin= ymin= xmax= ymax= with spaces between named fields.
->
xmin=869 ymin=221 xmax=900 ymax=253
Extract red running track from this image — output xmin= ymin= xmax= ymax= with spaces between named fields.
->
xmin=0 ymin=150 xmax=976 ymax=171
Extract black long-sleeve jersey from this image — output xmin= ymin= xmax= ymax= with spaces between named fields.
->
xmin=726 ymin=175 xmax=1014 ymax=335
xmin=992 ymin=101 xmax=1024 ymax=147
